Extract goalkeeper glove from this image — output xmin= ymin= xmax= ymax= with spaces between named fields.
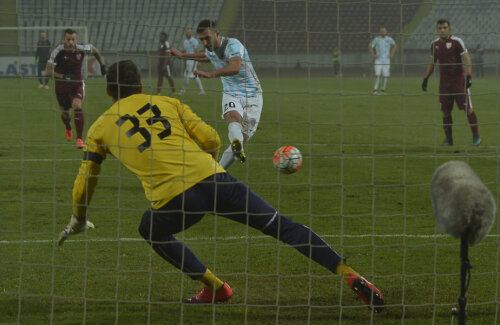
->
xmin=58 ymin=214 xmax=95 ymax=246
xmin=101 ymin=64 xmax=107 ymax=76
xmin=421 ymin=78 xmax=428 ymax=91
xmin=63 ymin=74 xmax=73 ymax=80
xmin=466 ymin=74 xmax=472 ymax=89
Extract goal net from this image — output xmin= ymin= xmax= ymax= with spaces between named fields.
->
xmin=1 ymin=0 xmax=499 ymax=324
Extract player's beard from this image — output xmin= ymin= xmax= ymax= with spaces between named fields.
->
xmin=439 ymin=31 xmax=450 ymax=40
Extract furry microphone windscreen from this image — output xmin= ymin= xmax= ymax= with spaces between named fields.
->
xmin=431 ymin=160 xmax=496 ymax=246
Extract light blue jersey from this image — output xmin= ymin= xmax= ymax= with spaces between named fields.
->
xmin=184 ymin=37 xmax=199 ymax=54
xmin=370 ymin=36 xmax=395 ymax=64
xmin=205 ymin=37 xmax=262 ymax=97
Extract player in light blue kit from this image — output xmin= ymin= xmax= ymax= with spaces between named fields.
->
xmin=369 ymin=27 xmax=397 ymax=95
xmin=170 ymin=19 xmax=263 ymax=169
xmin=178 ymin=28 xmax=205 ymax=95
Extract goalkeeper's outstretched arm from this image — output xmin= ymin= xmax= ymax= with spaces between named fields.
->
xmin=58 ymin=155 xmax=102 ymax=245
xmin=72 ymin=158 xmax=102 ymax=218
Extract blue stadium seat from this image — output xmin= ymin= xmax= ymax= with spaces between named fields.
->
xmin=17 ymin=0 xmax=225 ymax=53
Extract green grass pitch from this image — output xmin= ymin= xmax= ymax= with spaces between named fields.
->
xmin=0 ymin=75 xmax=499 ymax=324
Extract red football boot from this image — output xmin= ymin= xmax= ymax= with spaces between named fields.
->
xmin=345 ymin=273 xmax=385 ymax=313
xmin=65 ymin=129 xmax=73 ymax=141
xmin=76 ymin=138 xmax=84 ymax=149
xmin=186 ymin=283 xmax=233 ymax=303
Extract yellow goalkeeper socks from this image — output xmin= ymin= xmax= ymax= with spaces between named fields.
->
xmin=200 ymin=269 xmax=224 ymax=291
xmin=335 ymin=261 xmax=359 ymax=277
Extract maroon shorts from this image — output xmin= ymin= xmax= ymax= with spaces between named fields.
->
xmin=55 ymin=81 xmax=85 ymax=109
xmin=439 ymin=82 xmax=471 ymax=112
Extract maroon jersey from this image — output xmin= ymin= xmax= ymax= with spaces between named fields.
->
xmin=431 ymin=36 xmax=467 ymax=84
xmin=48 ymin=43 xmax=93 ymax=81
xmin=158 ymin=40 xmax=171 ymax=67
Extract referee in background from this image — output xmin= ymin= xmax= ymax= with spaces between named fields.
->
xmin=35 ymin=31 xmax=51 ymax=89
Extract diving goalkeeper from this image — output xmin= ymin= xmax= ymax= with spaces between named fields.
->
xmin=57 ymin=60 xmax=384 ymax=311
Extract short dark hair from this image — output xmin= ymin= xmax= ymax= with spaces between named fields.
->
xmin=437 ymin=19 xmax=450 ymax=27
xmin=64 ymin=28 xmax=77 ymax=35
xmin=160 ymin=32 xmax=167 ymax=38
xmin=197 ymin=19 xmax=216 ymax=34
xmin=106 ymin=60 xmax=142 ymax=100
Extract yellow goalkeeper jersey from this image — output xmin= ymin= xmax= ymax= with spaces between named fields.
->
xmin=72 ymin=94 xmax=224 ymax=217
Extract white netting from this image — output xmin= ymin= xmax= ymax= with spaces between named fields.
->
xmin=1 ymin=1 xmax=499 ymax=324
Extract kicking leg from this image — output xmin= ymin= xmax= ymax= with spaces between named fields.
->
xmin=219 ymin=110 xmax=245 ymax=168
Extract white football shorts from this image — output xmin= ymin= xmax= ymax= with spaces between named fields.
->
xmin=374 ymin=63 xmax=390 ymax=77
xmin=222 ymin=93 xmax=263 ymax=140
xmin=184 ymin=60 xmax=198 ymax=78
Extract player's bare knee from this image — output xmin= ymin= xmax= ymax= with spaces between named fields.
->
xmin=72 ymin=99 xmax=82 ymax=111
xmin=224 ymin=111 xmax=242 ymax=123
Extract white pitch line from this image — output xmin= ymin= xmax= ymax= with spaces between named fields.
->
xmin=2 ymin=233 xmax=498 ymax=245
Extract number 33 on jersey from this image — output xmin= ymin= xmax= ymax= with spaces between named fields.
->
xmin=79 ymin=94 xmax=225 ymax=210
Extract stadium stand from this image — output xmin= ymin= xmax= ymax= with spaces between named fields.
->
xmin=404 ymin=0 xmax=500 ymax=50
xmin=228 ymin=0 xmax=423 ymax=54
xmin=16 ymin=0 xmax=224 ymax=53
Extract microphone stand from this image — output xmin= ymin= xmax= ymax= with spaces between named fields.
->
xmin=455 ymin=234 xmax=472 ymax=325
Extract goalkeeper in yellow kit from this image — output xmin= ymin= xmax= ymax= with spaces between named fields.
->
xmin=58 ymin=60 xmax=384 ymax=311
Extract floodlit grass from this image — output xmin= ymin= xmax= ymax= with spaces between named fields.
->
xmin=1 ymin=75 xmax=499 ymax=324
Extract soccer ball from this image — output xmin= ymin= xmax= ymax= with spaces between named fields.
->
xmin=273 ymin=145 xmax=303 ymax=174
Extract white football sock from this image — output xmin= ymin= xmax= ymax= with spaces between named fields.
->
xmin=228 ymin=122 xmax=243 ymax=143
xmin=194 ymin=77 xmax=204 ymax=92
xmin=373 ymin=75 xmax=380 ymax=91
xmin=382 ymin=77 xmax=387 ymax=90
xmin=218 ymin=122 xmax=243 ymax=169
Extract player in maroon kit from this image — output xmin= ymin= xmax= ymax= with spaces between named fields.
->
xmin=45 ymin=29 xmax=106 ymax=149
xmin=422 ymin=19 xmax=481 ymax=146
xmin=156 ymin=32 xmax=176 ymax=95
